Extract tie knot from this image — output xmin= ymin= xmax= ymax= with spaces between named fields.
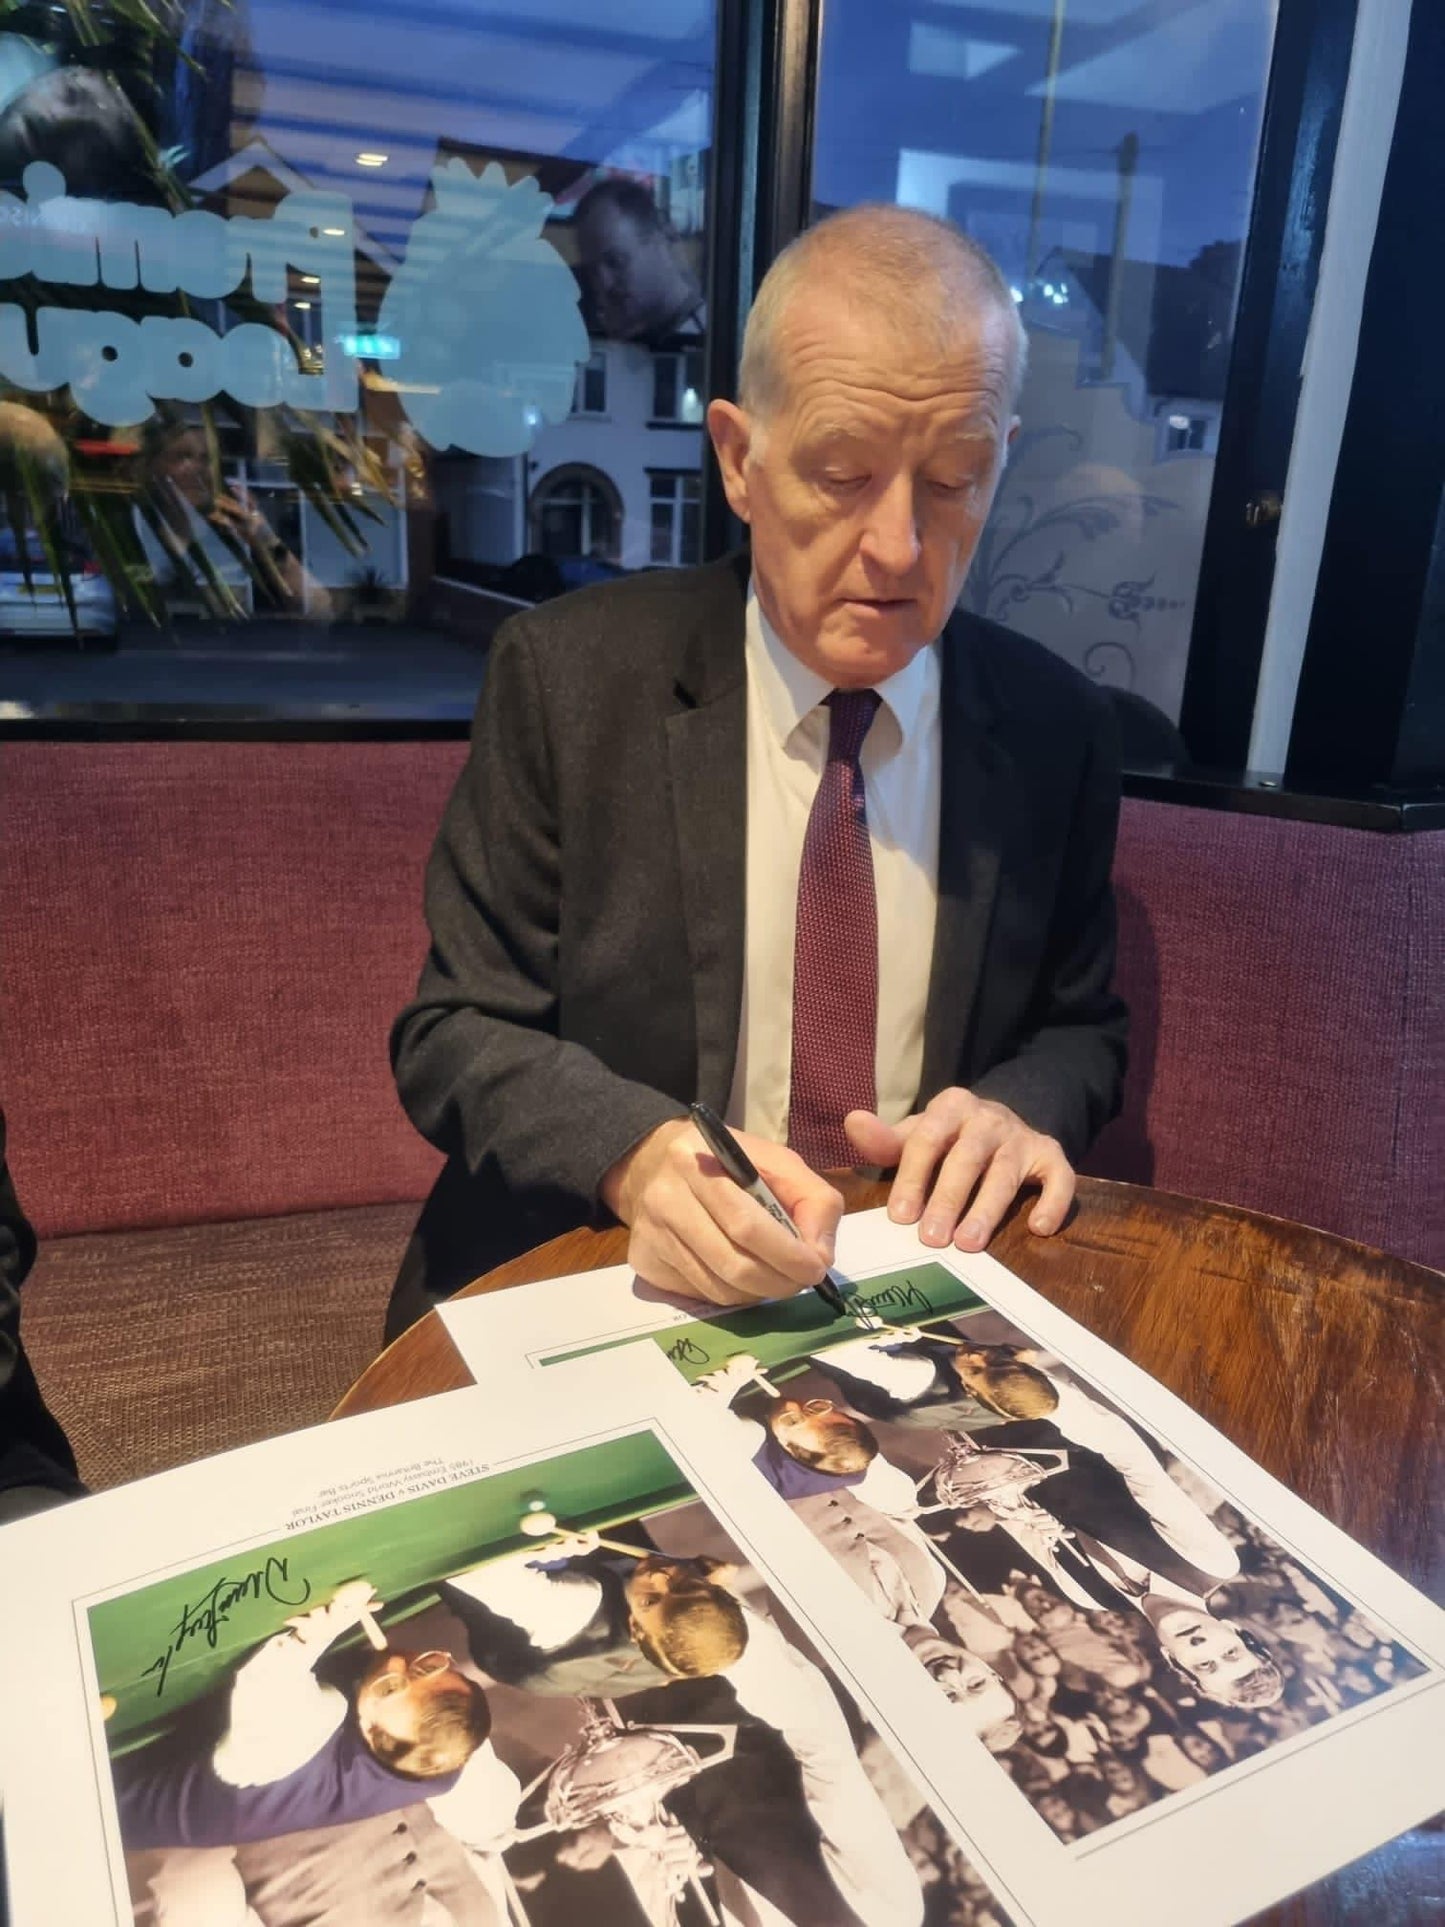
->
xmin=824 ymin=687 xmax=882 ymax=763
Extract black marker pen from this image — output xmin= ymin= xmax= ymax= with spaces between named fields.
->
xmin=688 ymin=1102 xmax=852 ymax=1320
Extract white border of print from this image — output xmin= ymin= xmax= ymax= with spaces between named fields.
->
xmin=0 ymin=1365 xmax=1015 ymax=1927
xmin=441 ymin=1207 xmax=1445 ymax=1927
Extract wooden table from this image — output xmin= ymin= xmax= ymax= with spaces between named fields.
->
xmin=336 ymin=1175 xmax=1444 ymax=1925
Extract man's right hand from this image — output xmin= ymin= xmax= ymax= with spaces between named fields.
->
xmin=599 ymin=1119 xmax=843 ymax=1307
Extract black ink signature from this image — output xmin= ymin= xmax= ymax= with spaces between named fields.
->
xmin=666 ymin=1334 xmax=710 ymax=1366
xmin=857 ymin=1278 xmax=932 ymax=1317
xmin=142 ymin=1556 xmax=311 ymax=1698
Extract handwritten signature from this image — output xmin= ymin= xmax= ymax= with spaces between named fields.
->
xmin=665 ymin=1335 xmax=710 ymax=1367
xmin=142 ymin=1556 xmax=311 ymax=1697
xmin=856 ymin=1278 xmax=932 ymax=1318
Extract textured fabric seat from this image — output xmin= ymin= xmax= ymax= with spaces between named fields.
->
xmin=19 ymin=1203 xmax=416 ymax=1490
xmin=2 ymin=742 xmax=1440 ymax=1493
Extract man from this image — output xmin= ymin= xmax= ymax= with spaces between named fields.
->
xmin=901 ymin=1624 xmax=1021 ymax=1754
xmin=119 ymin=1579 xmax=519 ymax=1923
xmin=441 ymin=1535 xmax=747 ymax=1698
xmin=390 ymin=204 xmax=1127 ymax=1334
xmin=1 ymin=1107 xmax=83 ymax=1523
xmin=573 ymin=176 xmax=704 ymax=343
xmin=693 ymin=1354 xmax=946 ymax=1627
xmin=443 ymin=1535 xmax=922 ymax=1925
xmin=801 ymin=1325 xmax=1024 ymax=1432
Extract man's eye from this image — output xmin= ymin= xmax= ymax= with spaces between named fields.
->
xmin=821 ymin=472 xmax=867 ymax=491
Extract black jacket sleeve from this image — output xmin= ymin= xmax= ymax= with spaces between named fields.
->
xmin=1 ymin=1110 xmax=82 ymax=1504
xmin=390 ymin=615 xmax=686 ymax=1226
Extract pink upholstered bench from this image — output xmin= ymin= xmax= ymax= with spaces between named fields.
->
xmin=1 ymin=741 xmax=1439 ymax=1489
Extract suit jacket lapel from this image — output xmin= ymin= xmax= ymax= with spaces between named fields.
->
xmin=918 ymin=614 xmax=1019 ymax=1102
xmin=665 ymin=556 xmax=750 ymax=1112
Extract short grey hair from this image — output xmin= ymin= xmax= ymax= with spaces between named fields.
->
xmin=738 ymin=203 xmax=1028 ymax=422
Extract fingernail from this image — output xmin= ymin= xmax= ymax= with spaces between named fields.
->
xmin=958 ymin=1218 xmax=985 ymax=1248
xmin=890 ymin=1193 xmax=919 ymax=1223
xmin=921 ymin=1217 xmax=948 ymax=1244
xmin=1030 ymin=1212 xmax=1054 ymax=1235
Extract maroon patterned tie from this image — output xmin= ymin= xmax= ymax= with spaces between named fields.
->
xmin=787 ymin=688 xmax=882 ymax=1168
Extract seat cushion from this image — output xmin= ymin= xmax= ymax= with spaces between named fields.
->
xmin=17 ymin=1202 xmax=419 ymax=1491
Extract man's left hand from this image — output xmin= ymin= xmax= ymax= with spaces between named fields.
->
xmin=845 ymin=1090 xmax=1074 ymax=1251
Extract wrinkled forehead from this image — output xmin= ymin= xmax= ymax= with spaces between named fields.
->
xmin=769 ymin=285 xmax=1017 ymax=424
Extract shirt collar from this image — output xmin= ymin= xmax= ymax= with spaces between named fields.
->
xmin=745 ymin=587 xmax=939 ymax=750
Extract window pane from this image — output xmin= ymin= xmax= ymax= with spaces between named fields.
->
xmin=0 ymin=2 xmax=715 ymax=718
xmin=812 ymin=0 xmax=1277 ymax=727
xmin=653 ymin=353 xmax=680 ymax=421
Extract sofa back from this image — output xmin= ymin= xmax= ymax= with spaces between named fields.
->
xmin=2 ymin=741 xmax=464 ymax=1237
xmin=2 ymin=743 xmax=1439 ymax=1267
xmin=1086 ymin=801 xmax=1442 ymax=1269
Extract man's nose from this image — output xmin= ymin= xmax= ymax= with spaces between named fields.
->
xmin=859 ymin=477 xmax=921 ymax=576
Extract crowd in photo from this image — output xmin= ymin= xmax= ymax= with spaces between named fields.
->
xmin=692 ymin=1309 xmax=1426 ymax=1848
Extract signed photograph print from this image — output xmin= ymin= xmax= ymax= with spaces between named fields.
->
xmin=88 ymin=1430 xmax=1007 ymax=1927
xmin=645 ymin=1263 xmax=1431 ymax=1846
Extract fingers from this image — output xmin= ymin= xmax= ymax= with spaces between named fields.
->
xmin=1028 ymin=1146 xmax=1075 ymax=1236
xmin=621 ymin=1125 xmax=837 ymax=1307
xmin=951 ymin=1149 xmax=1023 ymax=1252
xmin=843 ymin=1108 xmax=905 ymax=1168
xmin=877 ymin=1088 xmax=1075 ymax=1252
xmin=887 ymin=1094 xmax=968 ymax=1224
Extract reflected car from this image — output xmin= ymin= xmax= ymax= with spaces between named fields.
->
xmin=0 ymin=527 xmax=118 ymax=647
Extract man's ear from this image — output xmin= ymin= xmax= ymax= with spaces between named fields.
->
xmin=707 ymin=399 xmax=755 ymax=524
xmin=1004 ymin=416 xmax=1021 ymax=460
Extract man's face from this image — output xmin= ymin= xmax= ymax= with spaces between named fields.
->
xmin=930 ymin=1651 xmax=1015 ymax=1739
xmin=1014 ymin=1632 xmax=1061 ymax=1676
xmin=710 ymin=292 xmax=1017 ymax=687
xmin=624 ymin=1555 xmax=713 ymax=1651
xmin=1017 ymin=1583 xmax=1073 ymax=1631
xmin=577 ymin=202 xmax=676 ymax=340
xmin=1156 ymin=1609 xmax=1258 ymax=1693
xmin=355 ymin=1649 xmax=471 ymax=1751
xmin=157 ymin=429 xmax=212 ymax=508
xmin=770 ymin=1397 xmax=864 ymax=1461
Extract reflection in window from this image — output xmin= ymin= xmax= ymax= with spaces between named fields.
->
xmin=572 ymin=350 xmax=609 ymax=418
xmin=0 ymin=1 xmax=715 ymax=715
xmin=649 ymin=471 xmax=700 ymax=567
xmin=812 ymin=0 xmax=1278 ymax=725
xmin=533 ymin=465 xmax=621 ymax=566
xmin=652 ymin=348 xmax=705 ymax=424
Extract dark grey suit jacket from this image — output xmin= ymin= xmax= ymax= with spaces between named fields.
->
xmin=388 ymin=553 xmax=1127 ymax=1332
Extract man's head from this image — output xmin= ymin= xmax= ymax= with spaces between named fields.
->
xmin=1153 ymin=1607 xmax=1284 ymax=1708
xmin=1179 ymin=1730 xmax=1226 ymax=1772
xmin=948 ymin=1346 xmax=1059 ymax=1420
xmin=1012 ymin=1630 xmax=1062 ymax=1677
xmin=624 ymin=1554 xmax=748 ymax=1677
xmin=573 ymin=177 xmax=699 ymax=342
xmin=925 ymin=1646 xmax=1021 ymax=1752
xmin=768 ymin=1397 xmax=878 ymax=1475
xmin=708 ymin=204 xmax=1027 ymax=689
xmin=355 ymin=1649 xmax=491 ymax=1778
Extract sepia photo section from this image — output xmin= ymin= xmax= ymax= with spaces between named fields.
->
xmin=647 ymin=1260 xmax=1430 ymax=1846
xmin=88 ymin=1430 xmax=1008 ymax=1926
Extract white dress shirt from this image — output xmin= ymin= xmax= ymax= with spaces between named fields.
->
xmin=726 ymin=592 xmax=941 ymax=1144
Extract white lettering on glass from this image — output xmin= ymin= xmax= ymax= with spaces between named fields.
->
xmin=0 ymin=158 xmax=589 ymax=456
